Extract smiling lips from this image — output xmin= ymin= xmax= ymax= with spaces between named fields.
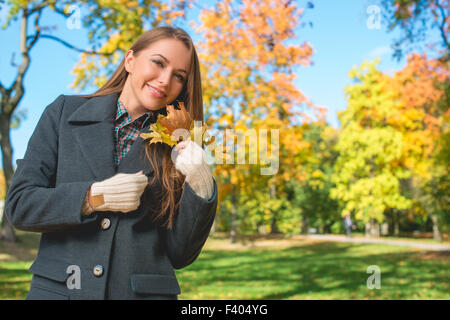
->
xmin=147 ymin=84 xmax=167 ymax=99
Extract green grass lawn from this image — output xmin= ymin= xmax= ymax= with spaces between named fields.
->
xmin=334 ymin=232 xmax=450 ymax=245
xmin=0 ymin=232 xmax=448 ymax=300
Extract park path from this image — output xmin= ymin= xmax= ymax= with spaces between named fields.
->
xmin=305 ymin=234 xmax=450 ymax=252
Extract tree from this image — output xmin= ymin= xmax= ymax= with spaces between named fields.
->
xmin=380 ymin=0 xmax=449 ymax=61
xmin=194 ymin=0 xmax=321 ymax=241
xmin=0 ymin=0 xmax=190 ymax=241
xmin=293 ymin=122 xmax=340 ymax=234
xmin=389 ymin=53 xmax=449 ymax=240
xmin=333 ymin=54 xmax=448 ymax=240
xmin=380 ymin=0 xmax=449 ymax=239
xmin=331 ymin=60 xmax=412 ymax=237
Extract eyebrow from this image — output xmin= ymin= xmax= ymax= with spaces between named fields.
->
xmin=151 ymin=54 xmax=188 ymax=74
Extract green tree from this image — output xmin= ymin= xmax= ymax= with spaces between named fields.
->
xmin=293 ymin=122 xmax=340 ymax=234
xmin=331 ymin=60 xmax=412 ymax=237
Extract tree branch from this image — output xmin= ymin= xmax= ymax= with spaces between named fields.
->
xmin=0 ymin=81 xmax=6 ymax=109
xmin=5 ymin=8 xmax=31 ymax=114
xmin=26 ymin=7 xmax=43 ymax=51
xmin=26 ymin=34 xmax=115 ymax=56
xmin=435 ymin=0 xmax=449 ymax=49
xmin=52 ymin=6 xmax=71 ymax=18
xmin=28 ymin=1 xmax=47 ymax=16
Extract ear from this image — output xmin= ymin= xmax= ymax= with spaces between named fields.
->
xmin=124 ymin=50 xmax=135 ymax=73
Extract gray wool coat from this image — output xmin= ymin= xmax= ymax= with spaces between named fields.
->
xmin=4 ymin=92 xmax=218 ymax=300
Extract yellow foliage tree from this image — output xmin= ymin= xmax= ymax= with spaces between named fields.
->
xmin=194 ymin=0 xmax=324 ymax=239
xmin=70 ymin=0 xmax=193 ymax=91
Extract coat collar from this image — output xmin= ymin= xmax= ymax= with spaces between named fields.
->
xmin=68 ymin=92 xmax=120 ymax=123
xmin=68 ymin=92 xmax=155 ymax=180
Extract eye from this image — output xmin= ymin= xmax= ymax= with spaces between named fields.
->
xmin=175 ymin=74 xmax=185 ymax=82
xmin=152 ymin=58 xmax=185 ymax=82
xmin=152 ymin=59 xmax=164 ymax=67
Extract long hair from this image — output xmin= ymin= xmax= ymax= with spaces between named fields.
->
xmin=79 ymin=26 xmax=203 ymax=229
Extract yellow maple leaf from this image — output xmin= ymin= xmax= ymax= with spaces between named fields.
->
xmin=140 ymin=114 xmax=178 ymax=147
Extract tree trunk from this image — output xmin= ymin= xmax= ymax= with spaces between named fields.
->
xmin=301 ymin=217 xmax=308 ymax=234
xmin=381 ymin=222 xmax=389 ymax=236
xmin=365 ymin=222 xmax=371 ymax=237
xmin=0 ymin=114 xmax=16 ymax=242
xmin=269 ymin=184 xmax=279 ymax=234
xmin=365 ymin=219 xmax=380 ymax=238
xmin=230 ymin=187 xmax=237 ymax=243
xmin=0 ymin=8 xmax=35 ymax=242
xmin=371 ymin=220 xmax=380 ymax=238
xmin=430 ymin=213 xmax=442 ymax=241
xmin=393 ymin=210 xmax=400 ymax=237
xmin=0 ymin=216 xmax=16 ymax=242
xmin=210 ymin=216 xmax=216 ymax=234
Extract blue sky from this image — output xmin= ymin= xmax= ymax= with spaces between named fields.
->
xmin=0 ymin=0 xmax=434 ymax=166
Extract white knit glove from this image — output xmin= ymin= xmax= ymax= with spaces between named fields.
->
xmin=82 ymin=171 xmax=148 ymax=215
xmin=174 ymin=140 xmax=214 ymax=199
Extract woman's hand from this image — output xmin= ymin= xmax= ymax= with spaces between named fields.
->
xmin=88 ymin=171 xmax=148 ymax=213
xmin=159 ymin=103 xmax=193 ymax=136
xmin=174 ymin=140 xmax=214 ymax=199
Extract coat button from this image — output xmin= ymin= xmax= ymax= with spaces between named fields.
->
xmin=101 ymin=218 xmax=111 ymax=230
xmin=93 ymin=265 xmax=103 ymax=277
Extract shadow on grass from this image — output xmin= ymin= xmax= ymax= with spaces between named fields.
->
xmin=177 ymin=241 xmax=449 ymax=300
xmin=1 ymin=232 xmax=449 ymax=300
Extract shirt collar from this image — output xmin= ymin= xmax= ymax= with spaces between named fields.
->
xmin=116 ymin=99 xmax=153 ymax=126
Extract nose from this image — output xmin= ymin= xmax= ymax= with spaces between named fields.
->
xmin=157 ymin=69 xmax=171 ymax=88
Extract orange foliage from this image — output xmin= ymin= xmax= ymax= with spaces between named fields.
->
xmin=195 ymin=0 xmax=324 ymax=196
xmin=389 ymin=53 xmax=449 ymax=170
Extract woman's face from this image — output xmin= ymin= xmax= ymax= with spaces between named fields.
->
xmin=124 ymin=38 xmax=191 ymax=112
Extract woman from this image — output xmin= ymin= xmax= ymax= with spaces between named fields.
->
xmin=5 ymin=26 xmax=218 ymax=300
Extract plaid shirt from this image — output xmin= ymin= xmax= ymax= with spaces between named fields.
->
xmin=113 ymin=100 xmax=154 ymax=166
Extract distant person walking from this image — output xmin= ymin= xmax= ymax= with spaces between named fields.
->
xmin=343 ymin=215 xmax=355 ymax=238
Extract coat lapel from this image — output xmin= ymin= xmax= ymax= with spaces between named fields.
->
xmin=68 ymin=92 xmax=156 ymax=180
xmin=117 ymin=124 xmax=156 ymax=177
xmin=68 ymin=92 xmax=118 ymax=180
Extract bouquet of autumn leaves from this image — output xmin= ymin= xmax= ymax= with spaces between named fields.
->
xmin=140 ymin=102 xmax=214 ymax=148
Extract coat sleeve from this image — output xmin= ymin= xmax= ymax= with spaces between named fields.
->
xmin=4 ymin=95 xmax=97 ymax=233
xmin=165 ymin=178 xmax=218 ymax=269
